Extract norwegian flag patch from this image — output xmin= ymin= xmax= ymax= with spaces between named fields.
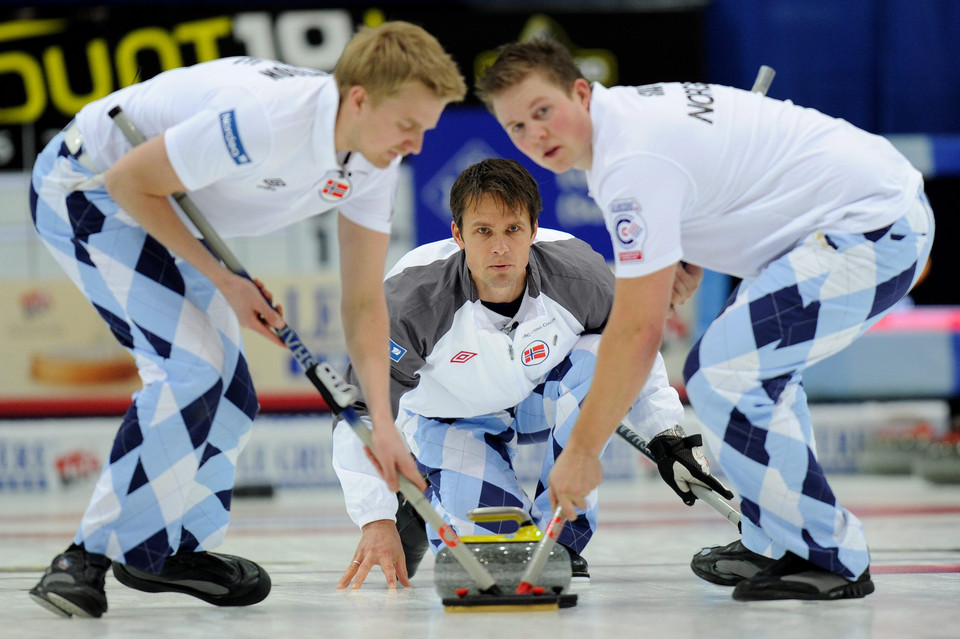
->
xmin=521 ymin=340 xmax=549 ymax=366
xmin=320 ymin=177 xmax=351 ymax=202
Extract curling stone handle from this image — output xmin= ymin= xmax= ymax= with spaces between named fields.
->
xmin=466 ymin=506 xmax=535 ymax=527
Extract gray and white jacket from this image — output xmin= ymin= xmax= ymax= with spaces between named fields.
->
xmin=384 ymin=228 xmax=615 ymax=419
xmin=332 ymin=228 xmax=684 ymax=527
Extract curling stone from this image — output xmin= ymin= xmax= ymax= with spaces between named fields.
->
xmin=434 ymin=506 xmax=572 ymax=598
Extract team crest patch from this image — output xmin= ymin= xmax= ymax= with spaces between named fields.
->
xmin=219 ymin=110 xmax=250 ymax=165
xmin=389 ymin=339 xmax=406 ymax=362
xmin=521 ymin=340 xmax=549 ymax=366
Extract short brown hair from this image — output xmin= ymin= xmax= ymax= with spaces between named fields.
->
xmin=450 ymin=158 xmax=542 ymax=231
xmin=335 ymin=21 xmax=467 ymax=103
xmin=475 ymin=38 xmax=584 ymax=110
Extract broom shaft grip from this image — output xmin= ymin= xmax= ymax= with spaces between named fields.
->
xmin=516 ymin=505 xmax=565 ymax=593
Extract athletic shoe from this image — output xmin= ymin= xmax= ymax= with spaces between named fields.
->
xmin=732 ymin=552 xmax=875 ymax=601
xmin=29 ymin=545 xmax=110 ymax=618
xmin=562 ymin=545 xmax=590 ymax=581
xmin=112 ymin=551 xmax=271 ymax=606
xmin=691 ymin=539 xmax=775 ymax=586
xmin=395 ymin=496 xmax=428 ymax=578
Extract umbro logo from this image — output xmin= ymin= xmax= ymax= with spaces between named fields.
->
xmin=257 ymin=178 xmax=286 ymax=191
xmin=450 ymin=351 xmax=476 ymax=363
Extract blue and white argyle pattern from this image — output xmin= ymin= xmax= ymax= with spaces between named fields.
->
xmin=31 ymin=133 xmax=259 ymax=572
xmin=684 ymin=193 xmax=934 ymax=580
xmin=404 ymin=334 xmax=612 ymax=554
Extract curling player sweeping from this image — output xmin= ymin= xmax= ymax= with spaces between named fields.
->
xmin=27 ymin=22 xmax=466 ymax=618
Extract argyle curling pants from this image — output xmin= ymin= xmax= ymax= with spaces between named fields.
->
xmin=30 ymin=131 xmax=258 ymax=572
xmin=683 ymin=192 xmax=934 ymax=580
xmin=402 ymin=333 xmax=683 ymax=554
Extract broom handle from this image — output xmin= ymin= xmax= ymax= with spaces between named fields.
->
xmin=515 ymin=505 xmax=566 ymax=594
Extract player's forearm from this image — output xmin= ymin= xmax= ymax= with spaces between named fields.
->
xmin=568 ymin=323 xmax=663 ymax=457
xmin=332 ymin=420 xmax=399 ymax=526
xmin=103 ymin=136 xmax=232 ymax=289
xmin=106 ymin=183 xmax=229 ymax=287
xmin=625 ymin=351 xmax=685 ymax=439
xmin=568 ymin=265 xmax=674 ymax=457
xmin=341 ymin=290 xmax=394 ymax=428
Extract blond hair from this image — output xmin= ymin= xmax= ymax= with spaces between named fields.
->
xmin=335 ymin=21 xmax=466 ymax=103
xmin=476 ymin=38 xmax=584 ymax=111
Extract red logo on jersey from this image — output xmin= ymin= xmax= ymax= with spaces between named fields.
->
xmin=320 ymin=178 xmax=351 ymax=201
xmin=522 ymin=340 xmax=549 ymax=366
xmin=619 ymin=250 xmax=643 ymax=262
xmin=450 ymin=351 xmax=477 ymax=363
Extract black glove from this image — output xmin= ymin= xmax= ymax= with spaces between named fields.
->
xmin=647 ymin=430 xmax=734 ymax=506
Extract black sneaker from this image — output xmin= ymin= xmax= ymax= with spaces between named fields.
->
xmin=561 ymin=545 xmax=590 ymax=581
xmin=691 ymin=539 xmax=775 ymax=586
xmin=732 ymin=552 xmax=875 ymax=601
xmin=395 ymin=495 xmax=428 ymax=578
xmin=29 ymin=545 xmax=110 ymax=618
xmin=112 ymin=551 xmax=270 ymax=607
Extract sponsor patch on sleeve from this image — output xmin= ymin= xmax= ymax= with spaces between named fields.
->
xmin=219 ymin=110 xmax=251 ymax=165
xmin=610 ymin=199 xmax=646 ymax=262
xmin=389 ymin=339 xmax=407 ymax=363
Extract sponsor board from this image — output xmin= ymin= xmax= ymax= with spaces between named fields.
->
xmin=0 ymin=400 xmax=947 ymax=493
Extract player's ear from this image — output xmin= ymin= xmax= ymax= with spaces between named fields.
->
xmin=451 ymin=220 xmax=466 ymax=249
xmin=572 ymin=78 xmax=591 ymax=106
xmin=345 ymin=85 xmax=368 ymax=114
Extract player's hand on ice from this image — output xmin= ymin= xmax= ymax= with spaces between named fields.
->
xmin=220 ymin=273 xmax=286 ymax=346
xmin=648 ymin=428 xmax=734 ymax=505
xmin=548 ymin=445 xmax=603 ymax=522
xmin=338 ymin=520 xmax=411 ymax=590
xmin=364 ymin=426 xmax=428 ymax=494
xmin=669 ymin=262 xmax=703 ymax=316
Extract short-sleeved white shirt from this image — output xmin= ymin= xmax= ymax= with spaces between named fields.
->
xmin=76 ymin=57 xmax=400 ymax=238
xmin=586 ymin=83 xmax=923 ymax=280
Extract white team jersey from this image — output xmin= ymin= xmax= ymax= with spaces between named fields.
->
xmin=586 ymin=82 xmax=923 ymax=280
xmin=75 ymin=57 xmax=400 ymax=238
